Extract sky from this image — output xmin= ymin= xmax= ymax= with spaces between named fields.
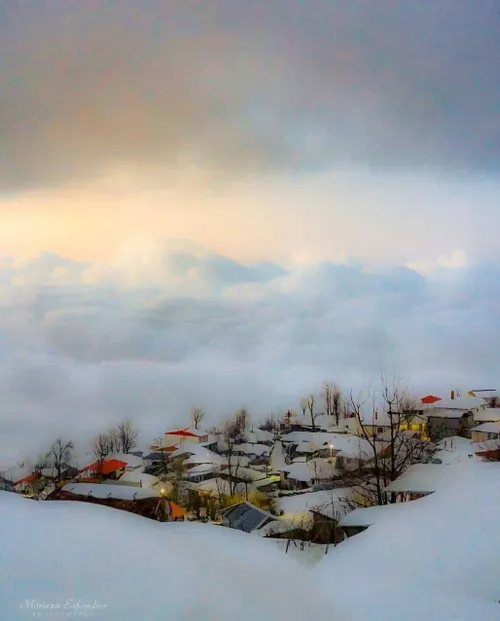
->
xmin=1 ymin=0 xmax=500 ymax=463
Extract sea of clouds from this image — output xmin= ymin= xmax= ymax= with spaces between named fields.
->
xmin=0 ymin=238 xmax=498 ymax=465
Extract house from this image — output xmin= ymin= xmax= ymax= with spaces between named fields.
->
xmin=183 ymin=463 xmax=220 ymax=483
xmin=163 ymin=428 xmax=208 ymax=447
xmin=40 ymin=465 xmax=80 ymax=482
xmin=423 ymin=394 xmax=487 ymax=441
xmin=280 ymin=458 xmax=337 ymax=490
xmin=188 ymin=477 xmax=247 ymax=498
xmin=48 ymin=483 xmax=185 ymax=521
xmin=109 ymin=453 xmax=144 ymax=471
xmin=245 ymin=429 xmax=275 ymax=446
xmin=117 ymin=470 xmax=159 ymax=488
xmin=221 ymin=501 xmax=279 ymax=534
xmin=278 ymin=488 xmax=353 ymax=526
xmin=471 ymin=422 xmax=500 ymax=443
xmin=339 ymin=502 xmax=414 ymax=538
xmin=356 ymin=409 xmax=429 ymax=440
xmin=382 ymin=463 xmax=464 ymax=501
xmin=142 ymin=449 xmax=177 ymax=473
xmin=309 ymin=507 xmax=346 ymax=544
xmin=232 ymin=443 xmax=270 ymax=461
xmin=0 ymin=476 xmax=14 ymax=492
xmin=77 ymin=459 xmax=128 ymax=480
xmin=473 ymin=408 xmax=500 ymax=424
xmin=287 ymin=414 xmax=343 ymax=433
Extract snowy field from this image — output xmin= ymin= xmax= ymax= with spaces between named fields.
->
xmin=2 ymin=462 xmax=500 ymax=621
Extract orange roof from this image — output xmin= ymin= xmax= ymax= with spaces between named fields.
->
xmin=14 ymin=472 xmax=39 ymax=486
xmin=165 ymin=428 xmax=199 ymax=438
xmin=168 ymin=501 xmax=186 ymax=519
xmin=79 ymin=459 xmax=128 ymax=476
xmin=421 ymin=395 xmax=442 ymax=404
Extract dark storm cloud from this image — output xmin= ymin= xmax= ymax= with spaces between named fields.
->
xmin=1 ymin=0 xmax=499 ymax=191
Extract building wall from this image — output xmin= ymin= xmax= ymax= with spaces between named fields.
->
xmin=427 ymin=413 xmax=473 ymax=441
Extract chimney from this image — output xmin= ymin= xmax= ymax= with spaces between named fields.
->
xmin=451 ymin=390 xmax=455 ymax=400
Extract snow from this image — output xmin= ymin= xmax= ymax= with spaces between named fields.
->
xmin=118 ymin=470 xmax=159 ymax=487
xmin=245 ymin=429 xmax=274 ymax=444
xmin=316 ymin=462 xmax=500 ymax=621
xmin=383 ymin=463 xmax=464 ymax=494
xmin=170 ymin=444 xmax=223 ymax=464
xmin=189 ymin=477 xmax=247 ymax=497
xmin=3 ymin=458 xmax=500 ymax=620
xmin=61 ymin=482 xmax=159 ymax=500
xmin=279 ymin=488 xmax=353 ymax=523
xmin=424 ymin=395 xmax=487 ymax=410
xmin=0 ymin=492 xmax=338 ymax=621
xmin=471 ymin=421 xmax=500 ymax=433
xmin=339 ymin=501 xmax=418 ymax=528
xmin=109 ymin=453 xmax=144 ymax=469
xmin=234 ymin=442 xmax=270 ymax=456
xmin=473 ymin=408 xmax=500 ymax=423
xmin=269 ymin=440 xmax=287 ymax=473
xmin=282 ymin=458 xmax=337 ymax=483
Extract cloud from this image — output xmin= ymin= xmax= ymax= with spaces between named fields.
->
xmin=1 ymin=0 xmax=499 ymax=191
xmin=0 ymin=240 xmax=499 ymax=466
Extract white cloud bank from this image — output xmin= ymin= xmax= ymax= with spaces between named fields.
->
xmin=0 ymin=239 xmax=499 ymax=464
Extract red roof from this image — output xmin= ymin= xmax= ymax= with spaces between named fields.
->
xmin=165 ymin=428 xmax=199 ymax=438
xmin=79 ymin=459 xmax=128 ymax=476
xmin=421 ymin=395 xmax=442 ymax=404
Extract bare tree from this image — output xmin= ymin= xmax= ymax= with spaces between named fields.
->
xmin=115 ymin=421 xmax=138 ymax=454
xmin=322 ymin=382 xmax=343 ymax=426
xmin=306 ymin=393 xmax=317 ymax=431
xmin=93 ymin=433 xmax=114 ymax=478
xmin=219 ymin=410 xmax=248 ymax=496
xmin=344 ymin=377 xmax=431 ymax=506
xmin=48 ymin=439 xmax=74 ymax=482
xmin=259 ymin=415 xmax=280 ymax=433
xmin=191 ymin=407 xmax=205 ymax=430
xmin=300 ymin=397 xmax=308 ymax=416
xmin=150 ymin=436 xmax=172 ymax=478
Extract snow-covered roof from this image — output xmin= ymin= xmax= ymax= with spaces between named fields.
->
xmin=234 ymin=443 xmax=270 ymax=457
xmin=221 ymin=501 xmax=277 ymax=533
xmin=109 ymin=453 xmax=144 ymax=469
xmin=61 ymin=483 xmax=159 ymax=500
xmin=245 ymin=429 xmax=275 ymax=444
xmin=118 ymin=470 xmax=159 ymax=487
xmin=184 ymin=463 xmax=220 ymax=478
xmin=473 ymin=408 xmax=500 ymax=423
xmin=282 ymin=458 xmax=337 ymax=482
xmin=189 ymin=477 xmax=247 ymax=497
xmin=172 ymin=444 xmax=225 ymax=465
xmin=288 ymin=414 xmax=344 ymax=431
xmin=383 ymin=462 xmax=500 ymax=494
xmin=339 ymin=502 xmax=417 ymax=528
xmin=220 ymin=466 xmax=268 ymax=482
xmin=471 ymin=422 xmax=500 ymax=433
xmin=279 ymin=488 xmax=353 ymax=521
xmin=424 ymin=395 xmax=487 ymax=411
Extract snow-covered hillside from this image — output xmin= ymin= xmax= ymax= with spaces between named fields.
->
xmin=316 ymin=462 xmax=500 ymax=621
xmin=0 ymin=492 xmax=338 ymax=621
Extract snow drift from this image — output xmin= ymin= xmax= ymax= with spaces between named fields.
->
xmin=0 ymin=492 xmax=339 ymax=621
xmin=317 ymin=462 xmax=500 ymax=621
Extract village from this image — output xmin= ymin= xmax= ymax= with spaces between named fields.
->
xmin=2 ymin=382 xmax=499 ymax=559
